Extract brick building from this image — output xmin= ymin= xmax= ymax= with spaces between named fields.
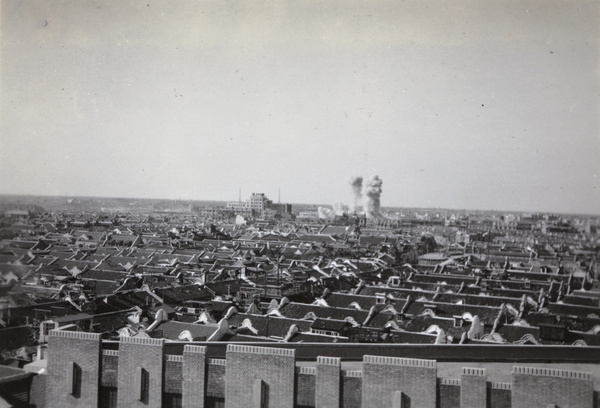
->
xmin=36 ymin=330 xmax=597 ymax=408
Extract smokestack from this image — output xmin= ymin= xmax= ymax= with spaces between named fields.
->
xmin=349 ymin=176 xmax=363 ymax=212
xmin=362 ymin=175 xmax=383 ymax=219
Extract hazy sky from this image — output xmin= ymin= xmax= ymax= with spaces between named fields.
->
xmin=1 ymin=0 xmax=599 ymax=214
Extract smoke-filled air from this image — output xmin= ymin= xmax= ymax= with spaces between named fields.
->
xmin=361 ymin=175 xmax=383 ymax=219
xmin=318 ymin=175 xmax=384 ymax=220
xmin=349 ymin=176 xmax=363 ymax=212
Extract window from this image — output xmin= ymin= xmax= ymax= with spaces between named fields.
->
xmin=42 ymin=321 xmax=56 ymax=336
xmin=66 ymin=362 xmax=82 ymax=398
xmin=254 ymin=379 xmax=268 ymax=408
xmin=310 ymin=329 xmax=338 ymax=337
xmin=135 ymin=367 xmax=149 ymax=403
xmin=205 ymin=396 xmax=225 ymax=408
xmin=99 ymin=386 xmax=118 ymax=408
xmin=163 ymin=393 xmax=183 ymax=408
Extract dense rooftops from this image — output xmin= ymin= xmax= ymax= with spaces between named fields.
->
xmin=0 ymin=204 xmax=598 ymax=367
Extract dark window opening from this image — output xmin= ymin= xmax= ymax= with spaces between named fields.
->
xmin=67 ymin=362 xmax=82 ymax=398
xmin=99 ymin=386 xmax=118 ymax=408
xmin=205 ymin=396 xmax=225 ymax=408
xmin=162 ymin=393 xmax=182 ymax=408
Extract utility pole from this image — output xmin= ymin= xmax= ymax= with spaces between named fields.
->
xmin=264 ymin=267 xmax=267 ymax=298
xmin=277 ymin=248 xmax=281 ymax=290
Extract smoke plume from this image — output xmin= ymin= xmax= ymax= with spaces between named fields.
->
xmin=318 ymin=202 xmax=348 ymax=220
xmin=319 ymin=175 xmax=384 ymax=220
xmin=349 ymin=176 xmax=363 ymax=212
xmin=362 ymin=175 xmax=383 ymax=219
xmin=318 ymin=206 xmax=334 ymax=220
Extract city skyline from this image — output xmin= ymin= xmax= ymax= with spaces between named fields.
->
xmin=1 ymin=0 xmax=599 ymax=215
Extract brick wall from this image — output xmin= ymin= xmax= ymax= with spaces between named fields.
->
xmin=41 ymin=335 xmax=600 ymax=408
xmin=296 ymin=367 xmax=316 ymax=407
xmin=489 ymin=382 xmax=511 ymax=408
xmin=362 ymin=355 xmax=437 ymax=408
xmin=101 ymin=350 xmax=118 ymax=387
xmin=183 ymin=345 xmax=206 ymax=408
xmin=438 ymin=378 xmax=460 ymax=408
xmin=164 ymin=355 xmax=183 ymax=393
xmin=342 ymin=370 xmax=362 ymax=408
xmin=206 ymin=358 xmax=226 ymax=398
xmin=116 ymin=336 xmax=164 ymax=408
xmin=512 ymin=366 xmax=593 ymax=408
xmin=316 ymin=356 xmax=341 ymax=408
xmin=225 ymin=344 xmax=295 ymax=408
xmin=460 ymin=367 xmax=487 ymax=408
xmin=46 ymin=330 xmax=101 ymax=408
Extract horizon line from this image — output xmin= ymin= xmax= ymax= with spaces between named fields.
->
xmin=0 ymin=192 xmax=598 ymax=218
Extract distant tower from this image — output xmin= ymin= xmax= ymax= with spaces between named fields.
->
xmin=278 ymin=188 xmax=281 ymax=204
xmin=239 ymin=187 xmax=241 ymax=202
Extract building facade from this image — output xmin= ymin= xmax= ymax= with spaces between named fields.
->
xmin=40 ymin=330 xmax=597 ymax=408
xmin=227 ymin=193 xmax=291 ymax=217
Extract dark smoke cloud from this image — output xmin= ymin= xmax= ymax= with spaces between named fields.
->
xmin=349 ymin=176 xmax=363 ymax=212
xmin=362 ymin=175 xmax=383 ymax=219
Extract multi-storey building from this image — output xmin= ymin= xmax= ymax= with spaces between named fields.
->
xmin=227 ymin=193 xmax=291 ymax=217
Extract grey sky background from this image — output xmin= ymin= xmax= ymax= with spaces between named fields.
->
xmin=1 ymin=0 xmax=599 ymax=214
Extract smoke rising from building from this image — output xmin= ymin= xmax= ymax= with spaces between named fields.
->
xmin=349 ymin=176 xmax=363 ymax=212
xmin=332 ymin=201 xmax=348 ymax=215
xmin=362 ymin=175 xmax=383 ymax=219
xmin=318 ymin=175 xmax=385 ymax=220
xmin=318 ymin=201 xmax=348 ymax=220
xmin=317 ymin=206 xmax=333 ymax=219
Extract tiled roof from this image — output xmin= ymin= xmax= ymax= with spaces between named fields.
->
xmin=386 ymin=330 xmax=438 ymax=344
xmin=228 ymin=313 xmax=313 ymax=338
xmin=294 ymin=234 xmax=337 ymax=243
xmin=154 ymin=285 xmax=212 ymax=305
xmin=324 ymin=293 xmax=380 ymax=311
xmin=279 ymin=302 xmax=370 ymax=324
xmin=496 ymin=324 xmax=540 ymax=343
xmin=403 ymin=300 xmax=501 ymax=325
xmin=52 ymin=259 xmax=96 ymax=271
xmin=311 ymin=318 xmax=349 ymax=332
xmin=0 ymin=326 xmax=36 ymax=352
xmin=288 ymin=332 xmax=350 ymax=342
xmin=94 ymin=248 xmax=125 ymax=256
xmin=79 ymin=269 xmax=130 ymax=282
xmin=154 ymin=321 xmax=218 ymax=341
xmin=0 ymin=365 xmax=33 ymax=384
xmin=100 ymin=256 xmax=139 ymax=269
xmin=0 ymin=264 xmax=37 ymax=279
xmin=84 ymin=254 xmax=108 ymax=263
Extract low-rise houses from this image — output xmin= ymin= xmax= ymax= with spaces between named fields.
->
xmin=0 ymin=198 xmax=598 ymax=406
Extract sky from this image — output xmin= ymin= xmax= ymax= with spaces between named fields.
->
xmin=1 ymin=0 xmax=599 ymax=214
